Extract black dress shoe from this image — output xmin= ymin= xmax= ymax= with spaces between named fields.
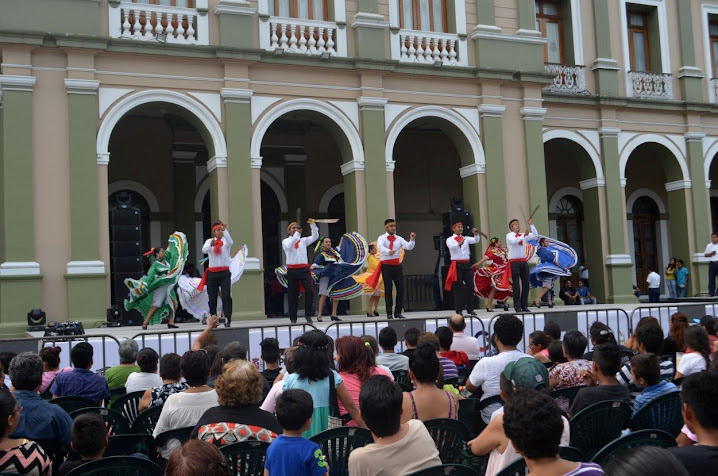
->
xmin=306 ymin=317 xmax=313 ymax=324
xmin=224 ymin=322 xmax=231 ymax=328
xmin=331 ymin=316 xmax=341 ymax=321
xmin=522 ymin=308 xmax=530 ymax=312
xmin=373 ymin=311 xmax=379 ymax=317
xmin=548 ymin=303 xmax=554 ymax=308
xmin=167 ymin=323 xmax=179 ymax=329
xmin=469 ymin=311 xmax=478 ymax=316
xmin=387 ymin=314 xmax=394 ymax=320
xmin=395 ymin=313 xmax=405 ymax=319
xmin=290 ymin=318 xmax=297 ymax=324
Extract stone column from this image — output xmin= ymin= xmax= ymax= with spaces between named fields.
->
xmin=675 ymin=1 xmax=705 ymax=102
xmin=686 ymin=133 xmax=711 ymax=294
xmin=665 ymin=182 xmax=692 ymax=278
xmin=591 ymin=0 xmax=621 ymax=96
xmin=580 ymin=179 xmax=608 ymax=303
xmin=479 ymin=104 xmax=507 ymax=235
xmin=350 ymin=0 xmax=388 ymax=61
xmin=521 ymin=107 xmax=549 ymax=233
xmin=358 ymin=97 xmax=388 ymax=240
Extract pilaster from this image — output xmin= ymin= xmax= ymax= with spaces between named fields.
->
xmin=580 ymin=181 xmax=608 ymax=303
xmin=521 ymin=107 xmax=549 ymax=233
xmin=591 ymin=0 xmax=620 ymax=96
xmin=351 ymin=13 xmax=389 ymax=60
xmin=215 ymin=0 xmax=257 ymax=48
xmin=686 ymin=132 xmax=710 ymax=294
xmin=675 ymin=1 xmax=704 ymax=102
xmin=479 ymin=104 xmax=507 ymax=235
xmin=358 ymin=96 xmax=389 ymax=242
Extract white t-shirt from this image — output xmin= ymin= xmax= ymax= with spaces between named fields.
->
xmin=124 ymin=372 xmax=163 ymax=393
xmin=677 ymin=352 xmax=707 ymax=377
xmin=376 ymin=353 xmax=410 ymax=371
xmin=705 ymin=242 xmax=718 ymax=262
xmin=451 ymin=333 xmax=483 ymax=361
xmin=579 ymin=266 xmax=589 ymax=280
xmin=468 ymin=350 xmax=528 ymax=423
xmin=153 ymin=390 xmax=219 ymax=458
xmin=646 ymin=272 xmax=661 ymax=289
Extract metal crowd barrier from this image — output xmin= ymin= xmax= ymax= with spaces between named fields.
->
xmin=628 ymin=302 xmax=718 ymax=342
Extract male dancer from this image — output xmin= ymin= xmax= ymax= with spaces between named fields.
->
xmin=445 ymin=222 xmax=481 ymax=316
xmin=282 ymin=219 xmax=319 ymax=323
xmin=505 ymin=217 xmax=537 ymax=312
xmin=199 ymin=222 xmax=233 ymax=327
xmin=371 ymin=219 xmax=415 ymax=319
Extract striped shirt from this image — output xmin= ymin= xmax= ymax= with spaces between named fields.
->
xmin=616 ymin=359 xmax=674 ymax=402
xmin=633 ymin=380 xmax=679 ymax=416
xmin=439 ymin=356 xmax=459 ymax=379
xmin=565 ymin=462 xmax=604 ymax=475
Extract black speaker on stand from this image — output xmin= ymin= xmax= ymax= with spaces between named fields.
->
xmin=106 ymin=305 xmax=123 ymax=327
xmin=27 ymin=309 xmax=46 ymax=332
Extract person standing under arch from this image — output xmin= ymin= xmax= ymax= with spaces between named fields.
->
xmin=199 ymin=222 xmax=234 ymax=327
xmin=282 ymin=219 xmax=319 ymax=324
xmin=445 ymin=222 xmax=481 ymax=316
xmin=369 ymin=219 xmax=416 ymax=319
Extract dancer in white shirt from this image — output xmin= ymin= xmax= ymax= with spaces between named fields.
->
xmin=199 ymin=222 xmax=234 ymax=327
xmin=282 ymin=219 xmax=319 ymax=323
xmin=503 ymin=218 xmax=538 ymax=313
xmin=368 ymin=219 xmax=416 ymax=319
xmin=444 ymin=222 xmax=481 ymax=316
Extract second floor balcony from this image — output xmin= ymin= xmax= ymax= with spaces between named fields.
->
xmin=628 ymin=71 xmax=674 ymax=101
xmin=108 ymin=0 xmax=209 ymax=45
xmin=392 ymin=30 xmax=464 ymax=66
xmin=543 ymin=63 xmax=587 ymax=94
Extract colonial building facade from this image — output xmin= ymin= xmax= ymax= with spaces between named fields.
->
xmin=1 ymin=0 xmax=718 ymax=335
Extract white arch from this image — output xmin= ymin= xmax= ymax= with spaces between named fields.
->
xmin=108 ymin=180 xmax=160 ymax=213
xmin=548 ymin=187 xmax=583 ymax=213
xmin=626 ymin=188 xmax=667 ymax=214
xmin=703 ymin=138 xmax=718 ymax=188
xmin=97 ymin=89 xmax=227 ymax=162
xmin=318 ymin=183 xmax=345 ymax=213
xmin=260 ymin=171 xmax=288 ymax=213
xmin=250 ymin=99 xmax=364 ymax=167
xmin=619 ymin=134 xmax=689 ymax=183
xmin=194 ymin=176 xmax=211 ymax=214
xmin=543 ymin=129 xmax=605 ymax=180
xmin=385 ymin=106 xmax=486 ymax=171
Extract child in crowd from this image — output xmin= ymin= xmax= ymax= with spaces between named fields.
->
xmin=57 ymin=414 xmax=108 ymax=476
xmin=630 ymin=353 xmax=679 ymax=416
xmin=402 ymin=328 xmax=420 ymax=360
xmin=264 ymin=389 xmax=328 ymax=476
xmin=570 ymin=343 xmax=631 ymax=417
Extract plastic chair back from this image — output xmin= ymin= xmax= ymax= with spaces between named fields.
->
xmin=558 ymin=446 xmax=584 ymax=462
xmin=551 ymin=386 xmax=583 ymax=410
xmin=49 ymin=396 xmax=97 ymax=415
xmin=310 ymin=426 xmax=372 ymax=476
xmin=569 ymin=400 xmax=631 ymax=459
xmin=105 ymin=434 xmax=157 ymax=461
xmin=629 ymin=390 xmax=683 ymax=437
xmin=494 ymin=457 xmax=527 ymax=476
xmin=68 ymin=407 xmax=131 ymax=436
xmin=590 ymin=429 xmax=676 ymax=466
xmin=64 ymin=455 xmax=163 ymax=476
xmin=109 ymin=390 xmax=144 ymax=426
xmin=406 ymin=464 xmax=481 ymax=476
xmin=220 ymin=440 xmax=270 ymax=476
xmin=393 ymin=370 xmax=411 ymax=386
xmin=154 ymin=426 xmax=194 ymax=448
xmin=129 ymin=404 xmax=163 ymax=435
xmin=457 ymin=398 xmax=478 ymax=437
xmin=423 ymin=418 xmax=471 ymax=464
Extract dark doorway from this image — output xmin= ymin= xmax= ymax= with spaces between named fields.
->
xmin=632 ymin=196 xmax=660 ymax=294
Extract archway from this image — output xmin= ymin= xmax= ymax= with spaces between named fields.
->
xmin=629 ymin=195 xmax=661 ymax=294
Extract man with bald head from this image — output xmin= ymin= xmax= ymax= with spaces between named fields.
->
xmin=448 ymin=314 xmax=483 ymax=361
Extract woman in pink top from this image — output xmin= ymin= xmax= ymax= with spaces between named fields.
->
xmin=39 ymin=347 xmax=70 ymax=394
xmin=336 ymin=336 xmax=392 ymax=425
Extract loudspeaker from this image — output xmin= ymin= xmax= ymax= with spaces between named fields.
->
xmin=107 ymin=305 xmax=123 ymax=324
xmin=27 ymin=309 xmax=46 ymax=327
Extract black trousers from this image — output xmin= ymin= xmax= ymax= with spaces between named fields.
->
xmin=452 ymin=261 xmax=475 ymax=313
xmin=510 ymin=261 xmax=530 ymax=311
xmin=207 ymin=270 xmax=232 ymax=323
xmin=287 ymin=267 xmax=314 ymax=321
xmin=381 ymin=264 xmax=404 ymax=315
xmin=710 ymin=262 xmax=718 ymax=296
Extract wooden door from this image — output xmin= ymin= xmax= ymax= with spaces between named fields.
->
xmin=632 ymin=196 xmax=659 ymax=294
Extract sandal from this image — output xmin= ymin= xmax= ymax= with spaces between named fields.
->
xmin=142 ymin=324 xmax=148 ymax=330
xmin=317 ymin=317 xmax=323 ymax=322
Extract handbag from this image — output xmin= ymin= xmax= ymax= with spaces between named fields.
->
xmin=327 ymin=371 xmax=343 ymax=429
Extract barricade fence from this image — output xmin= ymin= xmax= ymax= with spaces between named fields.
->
xmin=0 ymin=335 xmax=122 ymax=373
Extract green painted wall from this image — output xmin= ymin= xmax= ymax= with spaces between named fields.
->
xmin=66 ymin=274 xmax=107 ymax=322
xmin=473 ymin=38 xmax=545 ymax=71
xmin=600 ymin=135 xmax=625 ymax=254
xmin=358 ymin=0 xmax=379 ymax=15
xmin=0 ymin=106 xmax=4 ymax=264
xmin=0 ymin=0 xmax=101 ymax=36
xmin=667 ymin=189 xmax=691 ymax=282
xmin=209 ymin=168 xmax=220 ymax=224
xmin=516 ymin=0 xmax=537 ymax=31
xmin=354 ymin=27 xmax=387 ymax=60
xmin=676 ymin=0 xmax=696 ymax=67
xmin=480 ymin=114 xmax=507 ymax=235
xmin=476 ymin=0 xmax=495 ymax=25
xmin=343 ymin=172 xmax=360 ymax=233
xmin=591 ymin=0 xmax=620 ymax=96
xmin=523 ymin=118 xmax=549 ymax=233
xmin=361 ymin=108 xmax=389 ymax=241
xmin=582 ymin=187 xmax=606 ymax=302
xmin=462 ymin=173 xmax=482 ymax=233
xmin=217 ymin=14 xmax=255 ymax=48
xmin=231 ymin=270 xmax=266 ymax=320
xmin=0 ymin=276 xmax=43 ymax=337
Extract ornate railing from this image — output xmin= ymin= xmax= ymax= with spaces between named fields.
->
xmin=543 ymin=63 xmax=587 ymax=94
xmin=268 ymin=18 xmax=338 ymax=55
xmin=712 ymin=78 xmax=718 ymax=102
xmin=395 ymin=30 xmax=462 ymax=66
xmin=628 ymin=71 xmax=673 ymax=100
xmin=108 ymin=0 xmax=209 ymax=45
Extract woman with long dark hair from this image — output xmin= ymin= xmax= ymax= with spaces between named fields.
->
xmin=665 ymin=257 xmax=677 ymax=299
xmin=664 ymin=312 xmax=689 ymax=357
xmin=675 ymin=326 xmax=711 ymax=379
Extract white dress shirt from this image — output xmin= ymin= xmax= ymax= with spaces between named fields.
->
xmin=446 ymin=234 xmax=480 ymax=260
xmin=705 ymin=242 xmax=718 ymax=262
xmin=282 ymin=223 xmax=319 ymax=265
xmin=505 ymin=225 xmax=538 ymax=261
xmin=201 ymin=230 xmax=233 ymax=268
xmin=646 ymin=271 xmax=661 ymax=289
xmin=451 ymin=332 xmax=483 ymax=361
xmin=377 ymin=232 xmax=415 ymax=261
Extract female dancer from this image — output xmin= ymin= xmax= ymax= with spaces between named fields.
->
xmin=530 ymin=237 xmax=577 ymax=308
xmin=312 ymin=237 xmax=343 ymax=322
xmin=473 ymin=237 xmax=511 ymax=312
xmin=354 ymin=243 xmax=405 ymax=317
xmin=124 ymin=231 xmax=188 ymax=329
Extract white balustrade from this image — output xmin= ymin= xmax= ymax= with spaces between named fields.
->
xmin=543 ymin=64 xmax=587 ymax=94
xmin=396 ymin=30 xmax=460 ymax=66
xmin=628 ymin=71 xmax=674 ymax=100
xmin=268 ymin=18 xmax=338 ymax=56
xmin=109 ymin=0 xmax=208 ymax=45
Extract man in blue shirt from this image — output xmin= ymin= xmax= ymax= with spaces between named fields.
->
xmin=576 ymin=280 xmax=596 ymax=305
xmin=630 ymin=353 xmax=679 ymax=416
xmin=9 ymin=352 xmax=72 ymax=456
xmin=51 ymin=342 xmax=110 ymax=405
xmin=676 ymin=260 xmax=690 ymax=298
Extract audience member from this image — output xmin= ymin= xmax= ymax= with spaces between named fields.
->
xmin=527 ymin=331 xmax=551 ymax=364
xmin=436 ymin=326 xmax=469 ymax=368
xmin=466 ymin=315 xmax=528 ymax=424
xmin=668 ymin=372 xmax=718 ymax=473
xmin=448 ymin=314 xmax=482 ymax=361
xmin=260 ymin=337 xmax=282 ymax=383
xmin=417 ymin=333 xmax=459 ymax=380
xmin=265 ymin=389 xmax=329 ymax=476
xmin=361 ymin=335 xmax=393 ymax=377
xmin=675 ymin=325 xmax=711 ymax=379
xmin=261 ymin=347 xmax=296 ymax=414
xmin=38 ymin=347 xmax=67 ymax=396
xmin=50 ymin=343 xmax=110 ymax=405
xmin=583 ymin=322 xmax=635 ymax=365
xmin=577 ymin=279 xmax=596 ymax=305
xmin=401 ymin=342 xmax=459 ymax=423
xmin=191 ymin=316 xmax=220 ymax=351
xmin=504 ymin=389 xmax=604 ymax=475
xmin=0 ymin=387 xmax=51 ymax=475
xmin=402 ymin=328 xmax=420 ymax=360
xmin=569 ymin=343 xmax=631 ymax=417
xmin=559 ymin=280 xmax=579 ymax=305
xmin=624 ymin=317 xmax=659 ymax=351
xmin=165 ymin=440 xmax=229 ymax=476
xmin=548 ymin=340 xmax=568 ymax=365
xmin=56 ymin=413 xmax=108 ymax=476
xmin=124 ymin=347 xmax=162 ymax=393
xmin=104 ymin=339 xmax=139 ymax=390
xmin=616 ymin=324 xmax=674 ymax=389
xmin=545 ymin=321 xmax=562 ymax=343
xmin=192 ymin=359 xmax=282 ymax=446
xmin=376 ymin=327 xmax=410 ymax=371
xmin=138 ymin=352 xmax=188 ymax=412
xmin=549 ymin=330 xmax=591 ymax=412
xmin=348 ymin=375 xmax=441 ymax=475
xmin=604 ymin=445 xmax=688 ymax=476
xmin=664 ymin=312 xmax=689 ymax=357
xmin=698 ymin=315 xmax=718 ymax=353
xmin=0 ymin=353 xmax=17 ymax=389
xmin=630 ymin=353 xmax=678 ymax=416
xmin=8 ymin=353 xmax=72 ymax=455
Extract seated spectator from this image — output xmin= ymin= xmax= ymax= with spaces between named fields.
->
xmin=549 ymin=330 xmax=591 ymax=412
xmin=56 ymin=413 xmax=108 ymax=476
xmin=348 ymin=375 xmax=441 ymax=475
xmin=545 ymin=321 xmax=562 ymax=343
xmin=124 ymin=348 xmax=162 ymax=393
xmin=192 ymin=359 xmax=282 ymax=446
xmin=284 ymin=330 xmax=364 ymax=438
xmin=559 ymin=280 xmax=579 ymax=305
xmin=266 ymin=389 xmax=329 ymax=476
xmin=675 ymin=325 xmax=711 ymax=379
xmin=569 ymin=343 xmax=632 ymax=417
xmin=259 ymin=337 xmax=282 ymax=383
xmin=38 ymin=347 xmax=69 ymax=396
xmin=402 ymin=328 xmax=420 ymax=360
xmin=701 ymin=315 xmax=718 ymax=353
xmin=630 ymin=353 xmax=679 ymax=416
xmin=153 ymin=350 xmax=218 ymax=460
xmin=436 ymin=326 xmax=469 ymax=368
xmin=617 ymin=324 xmax=674 ymax=389
xmin=104 ymin=339 xmax=139 ymax=390
xmin=8 ymin=353 xmax=72 ymax=456
xmin=583 ymin=322 xmax=635 ymax=365
xmin=0 ymin=387 xmax=52 ymax=475
xmin=604 ymin=446 xmax=688 ymax=476
xmin=417 ymin=333 xmax=459 ymax=380
xmin=361 ymin=335 xmax=394 ymax=377
xmin=527 ymin=331 xmax=551 ymax=364
xmin=503 ymin=389 xmax=604 ymax=475
xmin=138 ymin=352 xmax=188 ymax=412
xmin=50 ymin=343 xmax=110 ymax=405
xmin=376 ymin=327 xmax=410 ymax=371
xmin=400 ymin=342 xmax=459 ymax=423
xmin=548 ymin=340 xmax=568 ymax=365
xmin=261 ymin=346 xmax=296 ymax=414
xmin=448 ymin=314 xmax=482 ymax=361
xmin=577 ymin=280 xmax=596 ymax=305
xmin=468 ymin=357 xmax=569 ymax=476
xmin=668 ymin=372 xmax=718 ymax=473
xmin=208 ymin=341 xmax=271 ymax=397
xmin=165 ymin=440 xmax=229 ymax=476
xmin=337 ymin=336 xmax=392 ymax=426
xmin=664 ymin=312 xmax=689 ymax=358
xmin=0 ymin=353 xmax=16 ymax=389
xmin=466 ymin=315 xmax=528 ymax=424
xmin=624 ymin=317 xmax=660 ymax=352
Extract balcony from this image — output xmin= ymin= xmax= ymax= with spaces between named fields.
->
xmin=391 ymin=30 xmax=466 ymax=67
xmin=108 ymin=0 xmax=209 ymax=45
xmin=712 ymin=78 xmax=718 ymax=103
xmin=628 ymin=71 xmax=673 ymax=100
xmin=543 ymin=64 xmax=587 ymax=94
xmin=264 ymin=18 xmax=342 ymax=56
